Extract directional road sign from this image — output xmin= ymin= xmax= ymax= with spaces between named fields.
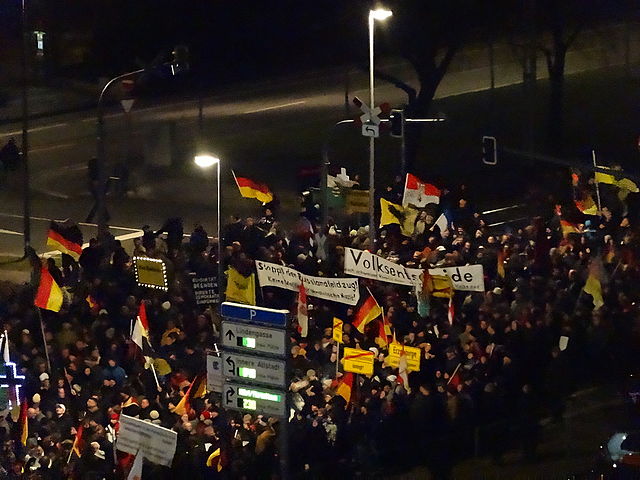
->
xmin=362 ymin=123 xmax=380 ymax=138
xmin=223 ymin=382 xmax=286 ymax=417
xmin=223 ymin=352 xmax=286 ymax=388
xmin=220 ymin=302 xmax=288 ymax=328
xmin=222 ymin=320 xmax=287 ymax=357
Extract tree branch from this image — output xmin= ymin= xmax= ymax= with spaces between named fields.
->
xmin=356 ymin=66 xmax=418 ymax=104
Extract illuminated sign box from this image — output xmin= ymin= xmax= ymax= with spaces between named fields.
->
xmin=133 ymin=257 xmax=168 ymax=291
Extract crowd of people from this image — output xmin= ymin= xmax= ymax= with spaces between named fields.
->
xmin=0 ymin=172 xmax=639 ymax=480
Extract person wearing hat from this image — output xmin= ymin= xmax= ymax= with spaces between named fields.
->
xmin=51 ymin=403 xmax=73 ymax=440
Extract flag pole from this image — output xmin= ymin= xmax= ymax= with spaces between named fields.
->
xmin=150 ymin=363 xmax=160 ymax=391
xmin=36 ymin=308 xmax=51 ymax=373
xmin=335 ymin=342 xmax=340 ymax=378
xmin=592 ymin=150 xmax=602 ymax=213
xmin=231 ymin=169 xmax=240 ymax=189
xmin=447 ymin=363 xmax=461 ymax=385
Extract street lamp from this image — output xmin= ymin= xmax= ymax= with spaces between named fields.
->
xmin=367 ymin=7 xmax=392 ymax=248
xmin=193 ymin=153 xmax=223 ymax=305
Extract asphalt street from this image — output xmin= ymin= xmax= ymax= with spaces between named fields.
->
xmin=0 ymin=31 xmax=635 ymax=258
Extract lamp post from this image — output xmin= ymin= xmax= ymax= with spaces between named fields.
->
xmin=20 ymin=0 xmax=30 ymax=254
xmin=367 ymin=7 xmax=392 ymax=249
xmin=95 ymin=68 xmax=145 ymax=234
xmin=194 ymin=154 xmax=223 ymax=305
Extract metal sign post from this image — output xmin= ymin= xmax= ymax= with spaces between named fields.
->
xmin=219 ymin=302 xmax=289 ymax=478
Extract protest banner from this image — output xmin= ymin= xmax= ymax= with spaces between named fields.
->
xmin=386 ymin=344 xmax=421 ymax=372
xmin=344 ymin=247 xmax=421 ymax=286
xmin=255 ymin=261 xmax=360 ymax=305
xmin=190 ymin=274 xmax=219 ymax=305
xmin=343 ymin=347 xmax=374 ymax=376
xmin=333 ymin=318 xmax=343 ymax=343
xmin=117 ymin=414 xmax=178 ymax=466
xmin=345 ymin=190 xmax=369 ymax=214
xmin=428 ymin=265 xmax=485 ymax=292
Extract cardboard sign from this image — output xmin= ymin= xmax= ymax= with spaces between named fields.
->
xmin=191 ymin=275 xmax=219 ymax=305
xmin=333 ymin=318 xmax=343 ymax=344
xmin=428 ymin=265 xmax=485 ymax=292
xmin=342 ymin=347 xmax=374 ymax=376
xmin=117 ymin=414 xmax=177 ymax=466
xmin=255 ymin=260 xmax=360 ymax=305
xmin=386 ymin=344 xmax=421 ymax=372
xmin=133 ymin=257 xmax=168 ymax=291
xmin=344 ymin=247 xmax=421 ymax=286
xmin=345 ymin=190 xmax=370 ymax=214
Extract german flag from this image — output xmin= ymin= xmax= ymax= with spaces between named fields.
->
xmin=233 ymin=172 xmax=273 ymax=204
xmin=71 ymin=424 xmax=84 ymax=458
xmin=34 ymin=267 xmax=63 ymax=312
xmin=173 ymin=373 xmax=206 ymax=416
xmin=497 ymin=249 xmax=506 ymax=278
xmin=46 ymin=221 xmax=83 ymax=260
xmin=560 ymin=220 xmax=580 ymax=238
xmin=206 ymin=447 xmax=223 ymax=472
xmin=574 ymin=195 xmax=598 ymax=216
xmin=86 ymin=295 xmax=98 ymax=311
xmin=335 ymin=372 xmax=354 ymax=404
xmin=19 ymin=400 xmax=27 ymax=446
xmin=352 ymin=290 xmax=382 ymax=334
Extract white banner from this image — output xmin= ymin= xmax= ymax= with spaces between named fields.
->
xmin=344 ymin=248 xmax=485 ymax=291
xmin=428 ymin=265 xmax=485 ymax=292
xmin=255 ymin=261 xmax=360 ymax=305
xmin=117 ymin=414 xmax=177 ymax=467
xmin=344 ymin=247 xmax=421 ymax=286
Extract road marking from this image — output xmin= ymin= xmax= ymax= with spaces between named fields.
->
xmin=243 ymin=100 xmax=305 ymax=114
xmin=482 ymin=204 xmax=526 ymax=215
xmin=1 ymin=123 xmax=69 ymax=136
xmin=31 ymin=142 xmax=76 ymax=154
xmin=0 ymin=213 xmax=141 ymax=234
xmin=0 ymin=229 xmax=22 ymax=236
xmin=81 ymin=117 xmax=95 ymax=123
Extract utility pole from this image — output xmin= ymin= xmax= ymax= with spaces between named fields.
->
xmin=523 ymin=0 xmax=537 ymax=153
xmin=21 ymin=0 xmax=31 ymax=253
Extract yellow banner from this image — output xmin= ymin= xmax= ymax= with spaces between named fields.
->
xmin=333 ymin=317 xmax=343 ymax=343
xmin=343 ymin=347 xmax=374 ymax=376
xmin=386 ymin=343 xmax=421 ymax=372
xmin=345 ymin=189 xmax=369 ymax=214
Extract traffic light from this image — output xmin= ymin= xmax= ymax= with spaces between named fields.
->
xmin=482 ymin=136 xmax=497 ymax=165
xmin=389 ymin=109 xmax=405 ymax=138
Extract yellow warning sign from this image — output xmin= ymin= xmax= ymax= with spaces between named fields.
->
xmin=333 ymin=318 xmax=343 ymax=343
xmin=342 ymin=347 xmax=374 ymax=376
xmin=386 ymin=344 xmax=421 ymax=372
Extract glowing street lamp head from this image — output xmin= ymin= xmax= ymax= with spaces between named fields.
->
xmin=194 ymin=154 xmax=220 ymax=168
xmin=370 ymin=8 xmax=393 ymax=21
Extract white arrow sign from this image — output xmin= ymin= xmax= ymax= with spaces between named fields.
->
xmin=222 ymin=320 xmax=287 ymax=357
xmin=223 ymin=352 xmax=286 ymax=388
xmin=223 ymin=382 xmax=286 ymax=417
